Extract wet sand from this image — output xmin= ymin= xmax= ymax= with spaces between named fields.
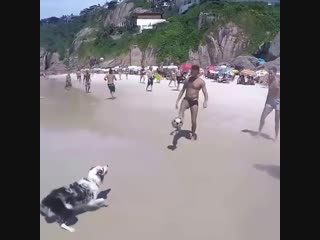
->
xmin=40 ymin=75 xmax=279 ymax=240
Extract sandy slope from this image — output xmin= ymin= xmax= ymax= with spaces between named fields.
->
xmin=40 ymin=74 xmax=279 ymax=240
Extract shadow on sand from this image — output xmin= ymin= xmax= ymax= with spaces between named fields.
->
xmin=42 ymin=189 xmax=112 ymax=226
xmin=167 ymin=130 xmax=192 ymax=151
xmin=241 ymin=129 xmax=274 ymax=141
xmin=254 ymin=164 xmax=280 ymax=180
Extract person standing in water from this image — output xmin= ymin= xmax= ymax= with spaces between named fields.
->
xmin=65 ymin=72 xmax=72 ymax=90
xmin=175 ymin=65 xmax=208 ymax=140
xmin=146 ymin=66 xmax=154 ymax=92
xmin=83 ymin=70 xmax=91 ymax=93
xmin=104 ymin=68 xmax=117 ymax=99
xmin=258 ymin=67 xmax=280 ymax=141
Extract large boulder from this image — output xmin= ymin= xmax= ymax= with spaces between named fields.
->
xmin=72 ymin=27 xmax=97 ymax=52
xmin=256 ymin=57 xmax=280 ymax=71
xmin=45 ymin=52 xmax=67 ymax=74
xmin=255 ymin=32 xmax=280 ymax=61
xmin=189 ymin=22 xmax=249 ymax=67
xmin=231 ymin=55 xmax=260 ymax=69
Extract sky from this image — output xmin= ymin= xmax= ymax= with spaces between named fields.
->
xmin=40 ymin=0 xmax=107 ymax=19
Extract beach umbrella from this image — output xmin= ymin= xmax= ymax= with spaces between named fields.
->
xmin=241 ymin=69 xmax=255 ymax=76
xmin=232 ymin=69 xmax=239 ymax=74
xmin=207 ymin=65 xmax=217 ymax=70
xmin=180 ymin=63 xmax=192 ymax=70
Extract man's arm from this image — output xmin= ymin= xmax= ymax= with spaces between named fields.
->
xmin=114 ymin=75 xmax=117 ymax=81
xmin=175 ymin=82 xmax=187 ymax=109
xmin=202 ymin=80 xmax=209 ymax=108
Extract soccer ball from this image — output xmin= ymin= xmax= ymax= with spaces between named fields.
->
xmin=100 ymin=57 xmax=104 ymax=62
xmin=171 ymin=117 xmax=183 ymax=129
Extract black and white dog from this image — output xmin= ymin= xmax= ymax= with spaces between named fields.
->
xmin=40 ymin=165 xmax=108 ymax=232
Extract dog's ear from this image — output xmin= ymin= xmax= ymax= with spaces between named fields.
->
xmin=89 ymin=167 xmax=94 ymax=171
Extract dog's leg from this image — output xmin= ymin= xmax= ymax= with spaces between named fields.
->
xmin=60 ymin=223 xmax=75 ymax=233
xmin=88 ymin=198 xmax=106 ymax=208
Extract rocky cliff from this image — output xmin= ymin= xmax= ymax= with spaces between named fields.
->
xmin=40 ymin=1 xmax=280 ymax=72
xmin=189 ymin=22 xmax=249 ymax=66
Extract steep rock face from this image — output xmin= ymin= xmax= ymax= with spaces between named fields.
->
xmin=100 ymin=46 xmax=157 ymax=67
xmin=189 ymin=23 xmax=248 ymax=66
xmin=45 ymin=52 xmax=67 ymax=74
xmin=72 ymin=27 xmax=97 ymax=52
xmin=104 ymin=2 xmax=135 ymax=27
xmin=255 ymin=32 xmax=280 ymax=61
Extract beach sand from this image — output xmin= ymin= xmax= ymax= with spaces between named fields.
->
xmin=40 ymin=74 xmax=279 ymax=240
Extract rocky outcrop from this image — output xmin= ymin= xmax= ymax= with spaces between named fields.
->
xmin=231 ymin=55 xmax=260 ymax=69
xmin=189 ymin=22 xmax=249 ymax=67
xmin=256 ymin=57 xmax=280 ymax=71
xmin=40 ymin=47 xmax=46 ymax=72
xmin=104 ymin=2 xmax=135 ymax=27
xmin=99 ymin=45 xmax=157 ymax=67
xmin=72 ymin=27 xmax=97 ymax=52
xmin=255 ymin=32 xmax=280 ymax=61
xmin=43 ymin=52 xmax=67 ymax=74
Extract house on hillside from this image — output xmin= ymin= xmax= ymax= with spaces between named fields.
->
xmin=134 ymin=12 xmax=166 ymax=33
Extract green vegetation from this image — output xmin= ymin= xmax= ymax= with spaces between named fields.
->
xmin=134 ymin=1 xmax=280 ymax=62
xmin=40 ymin=1 xmax=280 ymax=64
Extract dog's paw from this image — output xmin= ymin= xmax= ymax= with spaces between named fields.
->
xmin=60 ymin=223 xmax=75 ymax=233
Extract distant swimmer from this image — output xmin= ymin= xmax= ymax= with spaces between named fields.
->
xmin=76 ymin=70 xmax=82 ymax=83
xmin=140 ymin=66 xmax=146 ymax=84
xmin=104 ymin=68 xmax=117 ymax=99
xmin=175 ymin=65 xmax=208 ymax=140
xmin=146 ymin=66 xmax=154 ymax=92
xmin=65 ymin=72 xmax=72 ymax=90
xmin=83 ymin=70 xmax=91 ymax=93
xmin=258 ymin=67 xmax=280 ymax=141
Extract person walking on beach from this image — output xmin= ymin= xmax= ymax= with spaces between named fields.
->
xmin=258 ymin=67 xmax=280 ymax=141
xmin=168 ymin=69 xmax=177 ymax=87
xmin=146 ymin=66 xmax=154 ymax=92
xmin=176 ymin=67 xmax=184 ymax=91
xmin=125 ymin=66 xmax=129 ymax=80
xmin=65 ymin=72 xmax=72 ymax=90
xmin=76 ymin=70 xmax=82 ymax=83
xmin=104 ymin=68 xmax=117 ymax=99
xmin=118 ymin=66 xmax=122 ymax=80
xmin=175 ymin=65 xmax=209 ymax=140
xmin=140 ymin=66 xmax=146 ymax=84
xmin=83 ymin=70 xmax=91 ymax=93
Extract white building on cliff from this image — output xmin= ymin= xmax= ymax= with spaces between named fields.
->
xmin=134 ymin=12 xmax=166 ymax=33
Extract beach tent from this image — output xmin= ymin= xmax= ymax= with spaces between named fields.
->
xmin=180 ymin=63 xmax=193 ymax=71
xmin=257 ymin=58 xmax=266 ymax=63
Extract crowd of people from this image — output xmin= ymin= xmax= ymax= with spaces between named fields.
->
xmin=62 ymin=64 xmax=280 ymax=141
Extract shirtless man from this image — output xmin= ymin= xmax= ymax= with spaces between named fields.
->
xmin=168 ymin=69 xmax=177 ymax=87
xmin=118 ymin=66 xmax=122 ymax=80
xmin=140 ymin=66 xmax=146 ymax=84
xmin=65 ymin=72 xmax=72 ymax=90
xmin=175 ymin=65 xmax=209 ymax=140
xmin=146 ymin=66 xmax=154 ymax=91
xmin=258 ymin=67 xmax=280 ymax=141
xmin=83 ymin=70 xmax=91 ymax=93
xmin=104 ymin=68 xmax=117 ymax=99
